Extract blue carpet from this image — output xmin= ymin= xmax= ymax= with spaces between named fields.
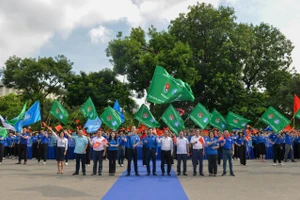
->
xmin=102 ymin=160 xmax=188 ymax=200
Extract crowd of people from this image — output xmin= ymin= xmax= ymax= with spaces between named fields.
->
xmin=0 ymin=126 xmax=298 ymax=177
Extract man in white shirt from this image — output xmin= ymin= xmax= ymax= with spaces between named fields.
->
xmin=157 ymin=129 xmax=173 ymax=176
xmin=89 ymin=130 xmax=107 ymax=176
xmin=175 ymin=131 xmax=189 ymax=176
xmin=190 ymin=129 xmax=205 ymax=176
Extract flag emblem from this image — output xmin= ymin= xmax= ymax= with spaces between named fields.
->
xmin=274 ymin=119 xmax=280 ymax=124
xmin=112 ymin=121 xmax=117 ymax=126
xmin=169 ymin=115 xmax=174 ymax=120
xmin=241 ymin=123 xmax=246 ymax=127
xmin=59 ymin=114 xmax=63 ymax=119
xmin=87 ymin=106 xmax=92 ymax=112
xmin=107 ymin=116 xmax=112 ymax=121
xmin=174 ymin=121 xmax=179 ymax=127
xmin=56 ymin=108 xmax=60 ymax=114
xmin=163 ymin=83 xmax=170 ymax=93
xmin=172 ymin=89 xmax=177 ymax=95
xmin=143 ymin=113 xmax=148 ymax=118
xmin=150 ymin=118 xmax=154 ymax=123
xmin=203 ymin=118 xmax=208 ymax=123
xmin=268 ymin=114 xmax=274 ymax=119
xmin=24 ymin=113 xmax=31 ymax=120
xmin=221 ymin=123 xmax=226 ymax=128
xmin=197 ymin=112 xmax=203 ymax=118
xmin=233 ymin=119 xmax=238 ymax=123
xmin=216 ymin=118 xmax=220 ymax=123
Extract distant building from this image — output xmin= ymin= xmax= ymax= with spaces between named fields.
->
xmin=0 ymin=81 xmax=18 ymax=96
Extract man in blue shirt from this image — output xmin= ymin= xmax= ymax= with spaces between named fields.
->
xmin=268 ymin=132 xmax=284 ymax=166
xmin=37 ymin=129 xmax=48 ymax=164
xmin=284 ymin=131 xmax=296 ymax=162
xmin=5 ymin=132 xmax=13 ymax=158
xmin=144 ymin=128 xmax=158 ymax=176
xmin=220 ymin=130 xmax=235 ymax=176
xmin=117 ymin=130 xmax=126 ymax=167
xmin=16 ymin=128 xmax=30 ymax=164
xmin=125 ymin=126 xmax=140 ymax=176
xmin=65 ymin=129 xmax=88 ymax=175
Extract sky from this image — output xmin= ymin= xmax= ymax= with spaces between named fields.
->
xmin=0 ymin=0 xmax=300 ymax=92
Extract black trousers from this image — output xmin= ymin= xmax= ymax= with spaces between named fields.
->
xmin=38 ymin=143 xmax=48 ymax=162
xmin=142 ymin=145 xmax=147 ymax=165
xmin=0 ymin=144 xmax=4 ymax=162
xmin=207 ymin=154 xmax=217 ymax=175
xmin=127 ymin=148 xmax=138 ymax=174
xmin=280 ymin=144 xmax=285 ymax=161
xmin=18 ymin=144 xmax=27 ymax=162
xmin=108 ymin=150 xmax=117 ymax=173
xmin=177 ymin=154 xmax=187 ymax=174
xmin=192 ymin=149 xmax=203 ymax=174
xmin=234 ymin=144 xmax=239 ymax=159
xmin=65 ymin=149 xmax=69 ymax=162
xmin=75 ymin=153 xmax=86 ymax=173
xmin=253 ymin=143 xmax=259 ymax=159
xmin=118 ymin=146 xmax=125 ymax=165
xmin=273 ymin=144 xmax=281 ymax=163
xmin=294 ymin=143 xmax=299 ymax=159
xmin=161 ymin=150 xmax=171 ymax=174
xmin=92 ymin=150 xmax=103 ymax=174
xmin=146 ymin=148 xmax=156 ymax=174
xmin=5 ymin=146 xmax=12 ymax=157
xmin=239 ymin=145 xmax=246 ymax=165
xmin=14 ymin=144 xmax=19 ymax=157
xmin=85 ymin=144 xmax=91 ymax=165
xmin=32 ymin=142 xmax=38 ymax=158
xmin=217 ymin=147 xmax=222 ymax=165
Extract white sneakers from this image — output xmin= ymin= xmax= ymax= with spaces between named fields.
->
xmin=273 ymin=163 xmax=276 ymax=166
xmin=273 ymin=163 xmax=284 ymax=166
xmin=0 ymin=162 xmax=2 ymax=165
xmin=280 ymin=163 xmax=284 ymax=166
xmin=121 ymin=164 xmax=124 ymax=167
xmin=43 ymin=162 xmax=46 ymax=165
xmin=65 ymin=162 xmax=68 ymax=166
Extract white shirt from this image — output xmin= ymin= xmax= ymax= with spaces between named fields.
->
xmin=157 ymin=136 xmax=173 ymax=151
xmin=52 ymin=132 xmax=68 ymax=151
xmin=191 ymin=136 xmax=204 ymax=149
xmin=91 ymin=136 xmax=106 ymax=151
xmin=176 ymin=137 xmax=189 ymax=154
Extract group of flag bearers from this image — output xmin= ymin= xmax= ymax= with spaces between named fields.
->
xmin=1 ymin=65 xmax=300 ymax=178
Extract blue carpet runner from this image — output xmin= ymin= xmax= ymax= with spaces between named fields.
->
xmin=102 ymin=160 xmax=188 ymax=200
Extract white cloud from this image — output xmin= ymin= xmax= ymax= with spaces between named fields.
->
xmin=89 ymin=26 xmax=113 ymax=44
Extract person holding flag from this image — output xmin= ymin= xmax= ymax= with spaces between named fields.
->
xmin=175 ymin=131 xmax=189 ymax=176
xmin=157 ymin=129 xmax=173 ymax=176
xmin=143 ymin=128 xmax=158 ymax=176
xmin=16 ymin=128 xmax=30 ymax=165
xmin=89 ymin=130 xmax=107 ymax=176
xmin=220 ymin=130 xmax=235 ymax=176
xmin=257 ymin=131 xmax=266 ymax=162
xmin=65 ymin=129 xmax=89 ymax=175
xmin=190 ymin=129 xmax=205 ymax=176
xmin=125 ymin=126 xmax=140 ymax=176
xmin=268 ymin=131 xmax=284 ymax=166
xmin=207 ymin=131 xmax=219 ymax=176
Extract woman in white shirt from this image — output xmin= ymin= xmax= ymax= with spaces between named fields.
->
xmin=48 ymin=127 xmax=68 ymax=174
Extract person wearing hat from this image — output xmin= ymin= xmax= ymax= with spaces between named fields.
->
xmin=220 ymin=130 xmax=235 ymax=176
xmin=143 ymin=128 xmax=158 ymax=176
xmin=236 ymin=132 xmax=247 ymax=166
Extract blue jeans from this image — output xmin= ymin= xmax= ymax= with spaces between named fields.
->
xmin=92 ymin=150 xmax=103 ymax=174
xmin=222 ymin=149 xmax=233 ymax=174
xmin=192 ymin=149 xmax=203 ymax=174
xmin=75 ymin=153 xmax=86 ymax=173
xmin=177 ymin=154 xmax=187 ymax=173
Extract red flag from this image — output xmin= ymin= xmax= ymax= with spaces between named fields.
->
xmin=55 ymin=124 xmax=63 ymax=132
xmin=175 ymin=108 xmax=185 ymax=116
xmin=218 ymin=136 xmax=224 ymax=141
xmin=157 ymin=129 xmax=164 ymax=136
xmin=138 ymin=124 xmax=147 ymax=133
xmin=173 ymin=136 xmax=177 ymax=143
xmin=198 ymin=137 xmax=205 ymax=145
xmin=68 ymin=130 xmax=73 ymax=134
xmin=283 ymin=124 xmax=291 ymax=132
xmin=294 ymin=94 xmax=300 ymax=114
xmin=102 ymin=138 xmax=107 ymax=144
xmin=245 ymin=135 xmax=251 ymax=141
xmin=93 ymin=142 xmax=101 ymax=148
xmin=126 ymin=126 xmax=131 ymax=132
xmin=75 ymin=119 xmax=80 ymax=124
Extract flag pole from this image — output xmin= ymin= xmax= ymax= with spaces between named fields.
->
xmin=252 ymin=118 xmax=260 ymax=129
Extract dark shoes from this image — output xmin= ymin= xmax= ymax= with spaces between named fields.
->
xmin=135 ymin=173 xmax=140 ymax=176
xmin=221 ymin=172 xmax=226 ymax=176
xmin=183 ymin=173 xmax=188 ymax=176
xmin=153 ymin=173 xmax=157 ymax=176
xmin=200 ymin=173 xmax=204 ymax=176
xmin=82 ymin=172 xmax=86 ymax=176
xmin=230 ymin=173 xmax=235 ymax=176
xmin=177 ymin=172 xmax=181 ymax=176
xmin=125 ymin=173 xmax=130 ymax=176
xmin=167 ymin=173 xmax=171 ymax=176
xmin=146 ymin=173 xmax=150 ymax=176
xmin=15 ymin=162 xmax=21 ymax=164
xmin=72 ymin=172 xmax=79 ymax=176
xmin=91 ymin=173 xmax=96 ymax=176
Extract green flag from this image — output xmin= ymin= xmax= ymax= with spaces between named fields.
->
xmin=7 ymin=102 xmax=27 ymax=125
xmin=189 ymin=103 xmax=211 ymax=129
xmin=260 ymin=106 xmax=290 ymax=133
xmin=50 ymin=100 xmax=69 ymax=125
xmin=210 ymin=109 xmax=228 ymax=130
xmin=81 ymin=97 xmax=97 ymax=120
xmin=146 ymin=66 xmax=194 ymax=104
xmin=161 ymin=104 xmax=185 ymax=135
xmin=296 ymin=109 xmax=300 ymax=120
xmin=100 ymin=106 xmax=122 ymax=131
xmin=0 ymin=126 xmax=8 ymax=138
xmin=134 ymin=104 xmax=160 ymax=128
xmin=226 ymin=111 xmax=250 ymax=129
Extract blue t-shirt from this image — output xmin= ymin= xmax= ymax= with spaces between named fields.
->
xmin=108 ymin=138 xmax=119 ymax=151
xmin=125 ymin=133 xmax=140 ymax=148
xmin=222 ymin=137 xmax=234 ymax=150
xmin=31 ymin=136 xmax=38 ymax=143
xmin=269 ymin=133 xmax=281 ymax=144
xmin=0 ymin=136 xmax=4 ymax=144
xmin=6 ymin=136 xmax=13 ymax=146
xmin=143 ymin=135 xmax=158 ymax=152
xmin=13 ymin=136 xmax=19 ymax=144
xmin=236 ymin=137 xmax=246 ymax=145
xmin=118 ymin=136 xmax=126 ymax=146
xmin=206 ymin=138 xmax=218 ymax=155
xmin=252 ymin=136 xmax=257 ymax=144
xmin=38 ymin=133 xmax=48 ymax=144
xmin=285 ymin=134 xmax=293 ymax=145
xmin=73 ymin=136 xmax=88 ymax=154
xmin=20 ymin=133 xmax=30 ymax=145
xmin=294 ymin=137 xmax=299 ymax=143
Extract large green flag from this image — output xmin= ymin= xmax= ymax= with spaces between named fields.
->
xmin=7 ymin=102 xmax=27 ymax=125
xmin=134 ymin=104 xmax=160 ymax=128
xmin=296 ymin=109 xmax=300 ymax=120
xmin=210 ymin=109 xmax=228 ymax=130
xmin=0 ymin=126 xmax=8 ymax=138
xmin=260 ymin=106 xmax=290 ymax=133
xmin=226 ymin=111 xmax=250 ymax=129
xmin=50 ymin=100 xmax=69 ymax=125
xmin=161 ymin=104 xmax=185 ymax=135
xmin=100 ymin=106 xmax=122 ymax=131
xmin=189 ymin=103 xmax=211 ymax=129
xmin=146 ymin=66 xmax=194 ymax=104
xmin=81 ymin=97 xmax=97 ymax=120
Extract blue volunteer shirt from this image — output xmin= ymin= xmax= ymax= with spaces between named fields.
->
xmin=6 ymin=136 xmax=13 ymax=146
xmin=19 ymin=133 xmax=30 ymax=145
xmin=13 ymin=136 xmax=19 ymax=144
xmin=252 ymin=136 xmax=257 ymax=144
xmin=108 ymin=138 xmax=119 ymax=151
xmin=126 ymin=133 xmax=140 ymax=148
xmin=222 ymin=136 xmax=234 ymax=150
xmin=206 ymin=138 xmax=218 ymax=155
xmin=269 ymin=133 xmax=281 ymax=144
xmin=118 ymin=136 xmax=126 ymax=146
xmin=285 ymin=134 xmax=293 ymax=145
xmin=143 ymin=135 xmax=158 ymax=152
xmin=0 ymin=136 xmax=4 ymax=144
xmin=31 ymin=136 xmax=38 ymax=143
xmin=257 ymin=136 xmax=265 ymax=144
xmin=236 ymin=137 xmax=246 ymax=145
xmin=73 ymin=135 xmax=88 ymax=154
xmin=38 ymin=133 xmax=48 ymax=144
xmin=294 ymin=136 xmax=299 ymax=143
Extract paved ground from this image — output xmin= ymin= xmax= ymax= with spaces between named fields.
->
xmin=0 ymin=158 xmax=300 ymax=200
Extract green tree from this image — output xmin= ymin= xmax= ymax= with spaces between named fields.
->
xmin=0 ymin=93 xmax=24 ymax=119
xmin=2 ymin=55 xmax=73 ymax=121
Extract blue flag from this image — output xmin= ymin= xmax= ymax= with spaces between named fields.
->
xmin=22 ymin=101 xmax=41 ymax=127
xmin=84 ymin=116 xmax=102 ymax=133
xmin=113 ymin=100 xmax=125 ymax=123
xmin=14 ymin=120 xmax=23 ymax=133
